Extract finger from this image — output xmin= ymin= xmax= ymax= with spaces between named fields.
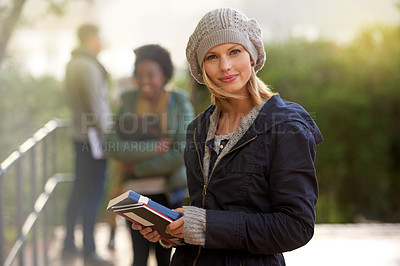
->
xmin=146 ymin=230 xmax=161 ymax=243
xmin=167 ymin=230 xmax=184 ymax=239
xmin=131 ymin=223 xmax=143 ymax=230
xmin=168 ymin=217 xmax=184 ymax=231
xmin=167 ymin=228 xmax=184 ymax=238
xmin=140 ymin=227 xmax=153 ymax=236
xmin=173 ymin=208 xmax=183 ymax=214
xmin=166 ymin=225 xmax=184 ymax=238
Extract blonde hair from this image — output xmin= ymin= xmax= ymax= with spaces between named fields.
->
xmin=202 ymin=66 xmax=276 ymax=111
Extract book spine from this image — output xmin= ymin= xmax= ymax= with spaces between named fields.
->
xmin=128 ymin=190 xmax=182 ymax=220
xmin=146 ymin=201 xmax=182 ymax=220
xmin=127 ymin=190 xmax=141 ymax=202
xmin=143 ymin=204 xmax=174 ymax=222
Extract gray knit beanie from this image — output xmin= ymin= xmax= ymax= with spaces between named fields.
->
xmin=186 ymin=8 xmax=266 ymax=84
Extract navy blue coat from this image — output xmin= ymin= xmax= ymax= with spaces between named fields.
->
xmin=172 ymin=94 xmax=323 ymax=266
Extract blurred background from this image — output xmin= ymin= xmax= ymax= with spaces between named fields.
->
xmin=1 ymin=0 xmax=400 ymax=265
xmin=1 ymin=0 xmax=400 ymax=230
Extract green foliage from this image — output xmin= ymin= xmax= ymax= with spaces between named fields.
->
xmin=172 ymin=70 xmax=211 ymax=115
xmin=0 ymin=65 xmax=73 ymax=250
xmin=0 ymin=67 xmax=69 ymax=161
xmin=2 ymin=23 xmax=399 ymax=225
xmin=257 ymin=25 xmax=400 ymax=223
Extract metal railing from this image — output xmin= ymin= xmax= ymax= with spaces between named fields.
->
xmin=0 ymin=119 xmax=73 ymax=266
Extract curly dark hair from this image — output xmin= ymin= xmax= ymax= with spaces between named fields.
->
xmin=133 ymin=44 xmax=174 ymax=82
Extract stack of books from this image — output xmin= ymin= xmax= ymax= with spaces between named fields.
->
xmin=107 ymin=190 xmax=185 ymax=246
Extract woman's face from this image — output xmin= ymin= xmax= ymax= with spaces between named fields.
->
xmin=203 ymin=43 xmax=253 ymax=97
xmin=135 ymin=59 xmax=167 ymax=102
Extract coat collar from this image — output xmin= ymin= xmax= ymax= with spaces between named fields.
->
xmin=193 ymin=93 xmax=322 ymax=148
xmin=71 ymin=45 xmax=108 ymax=78
xmin=253 ymin=94 xmax=323 ymax=144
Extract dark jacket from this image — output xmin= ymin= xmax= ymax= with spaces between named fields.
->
xmin=172 ymin=94 xmax=323 ymax=266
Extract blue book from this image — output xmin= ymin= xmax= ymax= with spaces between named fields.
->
xmin=107 ymin=190 xmax=185 ymax=246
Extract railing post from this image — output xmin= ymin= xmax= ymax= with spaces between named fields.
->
xmin=30 ymin=148 xmax=38 ymax=266
xmin=15 ymin=159 xmax=24 ymax=266
xmin=0 ymin=170 xmax=5 ymax=266
xmin=51 ymin=128 xmax=57 ymax=226
xmin=0 ymin=120 xmax=70 ymax=266
xmin=41 ymin=139 xmax=49 ymax=266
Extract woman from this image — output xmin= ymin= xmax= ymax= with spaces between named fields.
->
xmin=134 ymin=8 xmax=323 ymax=265
xmin=107 ymin=44 xmax=194 ymax=266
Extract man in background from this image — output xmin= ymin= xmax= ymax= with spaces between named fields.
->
xmin=63 ymin=23 xmax=112 ymax=265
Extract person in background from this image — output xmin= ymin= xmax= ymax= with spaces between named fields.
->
xmin=106 ymin=75 xmax=137 ymax=250
xmin=134 ymin=8 xmax=323 ymax=266
xmin=107 ymin=44 xmax=194 ymax=266
xmin=63 ymin=23 xmax=112 ymax=265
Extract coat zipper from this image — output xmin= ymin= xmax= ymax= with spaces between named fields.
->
xmin=192 ymin=128 xmax=258 ymax=266
xmin=192 ymin=128 xmax=203 ymax=266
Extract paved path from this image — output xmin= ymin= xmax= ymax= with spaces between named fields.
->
xmin=49 ymin=220 xmax=400 ymax=266
xmin=284 ymin=223 xmax=400 ymax=266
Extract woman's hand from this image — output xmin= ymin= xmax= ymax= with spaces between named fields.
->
xmin=131 ymin=223 xmax=161 ymax=243
xmin=131 ymin=208 xmax=185 ymax=242
xmin=166 ymin=208 xmax=184 ymax=238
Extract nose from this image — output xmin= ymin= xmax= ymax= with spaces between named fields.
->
xmin=220 ymin=57 xmax=231 ymax=72
xmin=137 ymin=75 xmax=150 ymax=85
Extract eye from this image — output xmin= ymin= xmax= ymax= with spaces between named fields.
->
xmin=230 ymin=49 xmax=241 ymax=55
xmin=206 ymin=54 xmax=217 ymax=60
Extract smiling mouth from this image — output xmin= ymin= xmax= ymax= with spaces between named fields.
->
xmin=219 ymin=75 xmax=237 ymax=83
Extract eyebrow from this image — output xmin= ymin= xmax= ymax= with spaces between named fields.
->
xmin=228 ymin=44 xmax=241 ymax=50
xmin=206 ymin=44 xmax=242 ymax=55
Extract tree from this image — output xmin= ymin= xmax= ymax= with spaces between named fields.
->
xmin=0 ymin=0 xmax=26 ymax=64
xmin=0 ymin=0 xmax=88 ymax=66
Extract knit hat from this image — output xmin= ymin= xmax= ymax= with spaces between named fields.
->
xmin=186 ymin=8 xmax=266 ymax=84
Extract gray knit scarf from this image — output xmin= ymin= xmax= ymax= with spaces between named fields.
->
xmin=202 ymin=100 xmax=267 ymax=183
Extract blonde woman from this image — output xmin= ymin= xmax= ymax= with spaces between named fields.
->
xmin=134 ymin=8 xmax=323 ymax=266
